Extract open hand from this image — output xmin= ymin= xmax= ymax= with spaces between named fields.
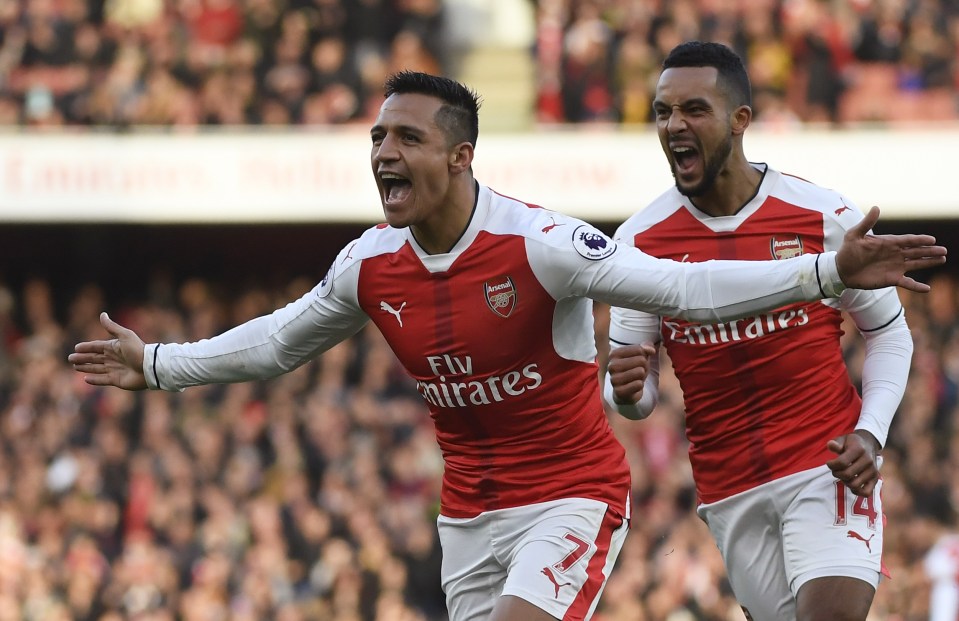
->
xmin=836 ymin=206 xmax=946 ymax=292
xmin=68 ymin=312 xmax=147 ymax=390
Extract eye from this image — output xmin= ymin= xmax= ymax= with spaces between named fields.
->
xmin=370 ymin=133 xmax=383 ymax=145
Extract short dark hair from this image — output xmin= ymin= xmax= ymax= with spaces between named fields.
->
xmin=384 ymin=71 xmax=481 ymax=147
xmin=663 ymin=41 xmax=752 ymax=108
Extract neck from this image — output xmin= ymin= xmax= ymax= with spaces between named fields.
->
xmin=412 ymin=178 xmax=478 ymax=254
xmin=691 ymin=158 xmax=762 ymax=217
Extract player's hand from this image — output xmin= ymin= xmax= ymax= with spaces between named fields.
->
xmin=826 ymin=430 xmax=881 ymax=497
xmin=836 ymin=206 xmax=946 ymax=292
xmin=606 ymin=342 xmax=657 ymax=405
xmin=68 ymin=312 xmax=148 ymax=390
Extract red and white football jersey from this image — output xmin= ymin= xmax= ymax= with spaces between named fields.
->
xmin=610 ymin=165 xmax=904 ymax=504
xmin=145 ymin=183 xmax=845 ymax=518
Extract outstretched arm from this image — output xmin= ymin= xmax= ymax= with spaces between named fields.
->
xmin=69 ymin=312 xmax=147 ymax=390
xmin=69 ymin=236 xmax=372 ymax=393
xmin=527 ymin=211 xmax=946 ymax=324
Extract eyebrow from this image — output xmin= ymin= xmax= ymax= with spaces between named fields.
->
xmin=370 ymin=123 xmax=426 ymax=136
xmin=652 ymin=97 xmax=712 ymax=109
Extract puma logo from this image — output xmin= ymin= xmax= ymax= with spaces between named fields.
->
xmin=835 ymin=205 xmax=852 ymax=216
xmin=541 ymin=567 xmax=571 ymax=598
xmin=542 ymin=217 xmax=565 ymax=234
xmin=847 ymin=530 xmax=875 ymax=552
xmin=379 ymin=301 xmax=406 ymax=327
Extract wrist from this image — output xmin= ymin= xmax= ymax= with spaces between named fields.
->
xmin=854 ymin=429 xmax=882 ymax=453
xmin=817 ymin=252 xmax=846 ymax=298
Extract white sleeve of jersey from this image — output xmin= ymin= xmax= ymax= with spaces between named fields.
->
xmin=603 ymin=291 xmax=664 ymax=418
xmin=143 ymin=243 xmax=370 ymax=392
xmin=825 ymin=202 xmax=911 ymax=448
xmin=525 ymin=221 xmax=844 ymax=323
xmin=846 ymin=298 xmax=911 ymax=448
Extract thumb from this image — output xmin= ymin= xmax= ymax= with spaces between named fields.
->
xmin=100 ymin=312 xmax=125 ymax=338
xmin=848 ymin=205 xmax=879 ymax=238
xmin=827 ymin=436 xmax=845 ymax=454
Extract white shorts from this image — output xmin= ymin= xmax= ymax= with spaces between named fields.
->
xmin=697 ymin=465 xmax=884 ymax=621
xmin=437 ymin=496 xmax=629 ymax=621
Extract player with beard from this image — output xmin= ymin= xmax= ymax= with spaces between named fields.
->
xmin=605 ymin=41 xmax=914 ymax=620
xmin=70 ymin=70 xmax=944 ymax=621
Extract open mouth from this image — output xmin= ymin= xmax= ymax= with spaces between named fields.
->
xmin=671 ymin=145 xmax=699 ymax=174
xmin=381 ymin=172 xmax=412 ymax=205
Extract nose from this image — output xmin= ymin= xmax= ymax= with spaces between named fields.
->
xmin=374 ymin=132 xmax=400 ymax=163
xmin=665 ymin=109 xmax=687 ymax=134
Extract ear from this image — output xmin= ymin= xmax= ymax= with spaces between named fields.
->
xmin=449 ymin=142 xmax=474 ymax=175
xmin=731 ymin=104 xmax=752 ymax=136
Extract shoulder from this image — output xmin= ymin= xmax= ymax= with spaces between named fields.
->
xmin=483 ymin=188 xmax=568 ymax=238
xmin=482 ymin=187 xmax=620 ymax=262
xmin=615 ymin=187 xmax=686 ymax=243
xmin=768 ymin=168 xmax=862 ymax=226
xmin=315 ymin=225 xmax=406 ymax=298
xmin=348 ymin=223 xmax=408 ymax=262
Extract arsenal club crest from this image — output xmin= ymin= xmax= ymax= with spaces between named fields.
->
xmin=485 ymin=276 xmax=517 ymax=318
xmin=769 ymin=235 xmax=803 ymax=260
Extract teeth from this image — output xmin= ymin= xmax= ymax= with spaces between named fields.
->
xmin=673 ymin=147 xmax=692 ymax=154
xmin=381 ymin=172 xmax=406 ymax=180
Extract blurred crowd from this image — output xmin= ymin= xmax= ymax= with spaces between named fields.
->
xmin=0 ymin=264 xmax=958 ymax=620
xmin=5 ymin=0 xmax=959 ymax=129
xmin=538 ymin=0 xmax=959 ymax=125
xmin=0 ymin=0 xmax=449 ymax=128
xmin=0 ymin=273 xmax=448 ymax=621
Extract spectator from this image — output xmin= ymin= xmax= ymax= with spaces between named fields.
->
xmin=1 ymin=0 xmax=446 ymax=127
xmin=7 ymin=0 xmax=956 ymax=127
xmin=561 ymin=1 xmax=616 ymax=122
xmin=544 ymin=0 xmax=959 ymax=125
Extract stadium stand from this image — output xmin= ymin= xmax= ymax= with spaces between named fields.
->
xmin=0 ymin=0 xmax=449 ymax=128
xmin=2 ymin=0 xmax=955 ymax=129
xmin=1 ymin=0 xmax=958 ymax=619
xmin=542 ymin=0 xmax=959 ymax=126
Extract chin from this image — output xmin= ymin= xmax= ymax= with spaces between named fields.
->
xmin=382 ymin=210 xmax=410 ymax=229
xmin=675 ymin=181 xmax=696 ymax=196
xmin=671 ymin=169 xmax=697 ymax=194
xmin=676 ymin=176 xmax=708 ymax=197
